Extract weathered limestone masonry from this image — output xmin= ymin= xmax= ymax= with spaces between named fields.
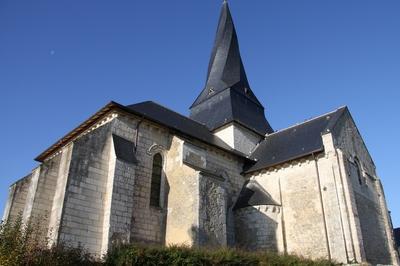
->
xmin=164 ymin=138 xmax=199 ymax=246
xmin=165 ymin=136 xmax=245 ymax=246
xmin=214 ymin=123 xmax=263 ymax=155
xmin=3 ymin=155 xmax=63 ymax=239
xmin=245 ymin=155 xmax=332 ymax=260
xmin=48 ymin=144 xmax=73 ymax=246
xmin=235 ymin=205 xmax=283 ymax=251
xmin=332 ymin=112 xmax=400 ymax=265
xmin=1 ymin=108 xmax=249 ymax=255
xmin=2 ymin=113 xmax=139 ymax=255
xmin=241 ymin=112 xmax=399 ymax=265
xmin=127 ymin=117 xmax=171 ymax=246
xmin=29 ymin=153 xmax=62 ymax=237
xmin=184 ymin=140 xmax=245 ymax=246
xmin=57 ymin=121 xmax=114 ymax=254
xmin=2 ymin=174 xmax=31 ymax=222
xmin=3 ymin=106 xmax=397 ymax=265
xmin=2 ymin=2 xmax=398 ymax=265
xmin=108 ymin=113 xmax=246 ymax=249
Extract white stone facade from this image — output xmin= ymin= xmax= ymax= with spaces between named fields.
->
xmin=2 ymin=107 xmax=398 ymax=265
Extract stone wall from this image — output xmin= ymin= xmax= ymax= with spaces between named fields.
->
xmin=58 ymin=122 xmax=113 ymax=254
xmin=127 ymin=117 xmax=171 ymax=245
xmin=48 ymin=144 xmax=73 ymax=245
xmin=214 ymin=123 xmax=262 ymax=155
xmin=102 ymin=158 xmax=135 ymax=253
xmin=235 ymin=205 xmax=282 ymax=251
xmin=29 ymin=153 xmax=62 ymax=237
xmin=105 ymin=117 xmax=138 ymax=252
xmin=247 ymin=152 xmax=348 ymax=262
xmin=242 ymin=113 xmax=399 ymax=265
xmin=332 ymin=112 xmax=399 ymax=265
xmin=200 ymin=143 xmax=245 ymax=246
xmin=2 ymin=174 xmax=31 ymax=222
xmin=198 ymin=173 xmax=226 ymax=246
xmin=165 ymin=137 xmax=245 ymax=247
xmin=165 ymin=137 xmax=199 ymax=246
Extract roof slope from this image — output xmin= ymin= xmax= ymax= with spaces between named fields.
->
xmin=36 ymin=101 xmax=250 ymax=162
xmin=124 ymin=101 xmax=248 ymax=158
xmin=189 ymin=1 xmax=273 ymax=136
xmin=233 ymin=180 xmax=279 ymax=210
xmin=245 ymin=107 xmax=348 ymax=174
xmin=191 ymin=1 xmax=260 ymax=108
xmin=112 ymin=134 xmax=137 ymax=164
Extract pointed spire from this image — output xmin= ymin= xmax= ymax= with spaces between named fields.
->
xmin=191 ymin=0 xmax=262 ymax=108
xmin=189 ymin=1 xmax=273 ymax=136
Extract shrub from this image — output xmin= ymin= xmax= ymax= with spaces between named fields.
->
xmin=0 ymin=215 xmax=98 ymax=266
xmin=104 ymin=244 xmax=335 ymax=266
xmin=1 ymin=216 xmax=335 ymax=265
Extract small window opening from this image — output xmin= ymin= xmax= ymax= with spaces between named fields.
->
xmin=354 ymin=158 xmax=363 ymax=186
xmin=150 ymin=153 xmax=162 ymax=207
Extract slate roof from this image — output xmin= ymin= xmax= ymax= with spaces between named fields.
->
xmin=190 ymin=88 xmax=273 ymax=136
xmin=189 ymin=1 xmax=273 ymax=136
xmin=36 ymin=101 xmax=250 ymax=162
xmin=123 ymin=101 xmax=249 ymax=159
xmin=191 ymin=1 xmax=259 ymax=108
xmin=394 ymin=228 xmax=400 ymax=248
xmin=233 ymin=180 xmax=280 ymax=210
xmin=245 ymin=107 xmax=348 ymax=174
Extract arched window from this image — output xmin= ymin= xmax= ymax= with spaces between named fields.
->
xmin=150 ymin=153 xmax=162 ymax=207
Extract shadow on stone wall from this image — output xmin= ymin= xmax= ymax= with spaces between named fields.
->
xmin=129 ymin=169 xmax=170 ymax=246
xmin=355 ymin=192 xmax=392 ymax=265
xmin=234 ymin=206 xmax=279 ymax=252
xmin=160 ymin=169 xmax=170 ymax=245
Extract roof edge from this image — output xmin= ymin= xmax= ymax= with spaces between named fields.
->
xmin=265 ymin=106 xmax=348 ymax=138
xmin=35 ymin=101 xmax=120 ymax=162
xmin=35 ymin=100 xmax=253 ymax=163
xmin=243 ymin=148 xmax=324 ymax=175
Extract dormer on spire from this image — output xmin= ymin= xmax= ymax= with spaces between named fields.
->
xmin=190 ymin=1 xmax=273 ymax=136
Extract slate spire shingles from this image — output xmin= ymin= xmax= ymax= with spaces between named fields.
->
xmin=191 ymin=1 xmax=259 ymax=107
xmin=189 ymin=1 xmax=273 ymax=136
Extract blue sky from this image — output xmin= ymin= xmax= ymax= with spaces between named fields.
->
xmin=0 ymin=0 xmax=399 ymax=227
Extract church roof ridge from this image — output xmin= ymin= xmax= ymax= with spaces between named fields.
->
xmin=128 ymin=100 xmax=206 ymax=127
xmin=35 ymin=100 xmax=252 ymax=163
xmin=244 ymin=106 xmax=348 ymax=174
xmin=266 ymin=105 xmax=348 ymax=137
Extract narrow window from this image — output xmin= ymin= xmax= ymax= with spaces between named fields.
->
xmin=150 ymin=153 xmax=162 ymax=207
xmin=354 ymin=158 xmax=363 ymax=185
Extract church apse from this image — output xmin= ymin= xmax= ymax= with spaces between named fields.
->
xmin=233 ymin=180 xmax=283 ymax=251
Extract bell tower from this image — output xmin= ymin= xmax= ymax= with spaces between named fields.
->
xmin=190 ymin=1 xmax=273 ymax=154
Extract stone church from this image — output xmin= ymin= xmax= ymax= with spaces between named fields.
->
xmin=2 ymin=2 xmax=399 ymax=265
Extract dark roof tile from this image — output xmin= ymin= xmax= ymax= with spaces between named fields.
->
xmin=189 ymin=1 xmax=273 ymax=136
xmin=245 ymin=107 xmax=347 ymax=174
xmin=123 ymin=101 xmax=249 ymax=159
xmin=233 ymin=180 xmax=279 ymax=210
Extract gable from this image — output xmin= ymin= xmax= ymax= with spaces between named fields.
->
xmin=331 ymin=109 xmax=376 ymax=174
